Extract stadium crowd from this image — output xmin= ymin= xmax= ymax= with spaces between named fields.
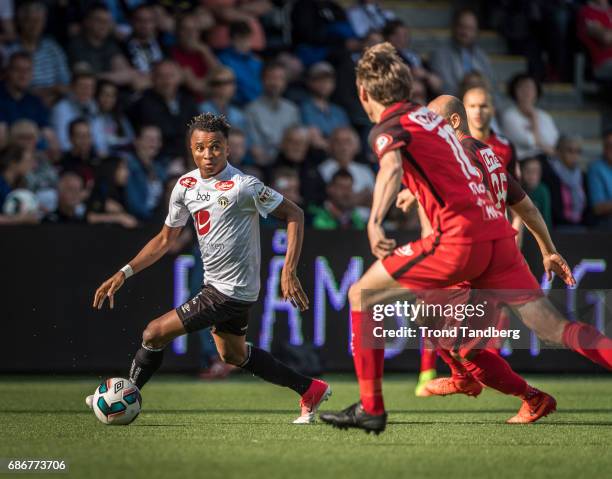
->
xmin=0 ymin=0 xmax=611 ymax=231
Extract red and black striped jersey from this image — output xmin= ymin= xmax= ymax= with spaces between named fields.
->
xmin=460 ymin=136 xmax=526 ymax=216
xmin=369 ymin=101 xmax=516 ymax=244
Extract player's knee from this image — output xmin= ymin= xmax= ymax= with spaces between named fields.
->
xmin=142 ymin=321 xmax=166 ymax=349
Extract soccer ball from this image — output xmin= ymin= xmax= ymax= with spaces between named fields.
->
xmin=92 ymin=378 xmax=142 ymax=425
xmin=2 ymin=189 xmax=39 ymax=215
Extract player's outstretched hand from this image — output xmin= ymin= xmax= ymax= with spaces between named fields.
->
xmin=543 ymin=253 xmax=576 ymax=287
xmin=93 ymin=271 xmax=126 ymax=310
xmin=281 ymin=268 xmax=309 ymax=311
xmin=367 ymin=223 xmax=396 ymax=260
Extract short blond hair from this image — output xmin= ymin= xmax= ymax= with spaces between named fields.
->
xmin=356 ymin=42 xmax=412 ymax=107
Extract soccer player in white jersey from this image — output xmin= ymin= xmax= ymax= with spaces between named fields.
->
xmin=89 ymin=113 xmax=331 ymax=424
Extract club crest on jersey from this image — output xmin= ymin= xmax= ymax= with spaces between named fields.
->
xmin=215 ymin=180 xmax=234 ymax=191
xmin=217 ymin=196 xmax=229 ymax=208
xmin=180 ymin=176 xmax=197 ymax=189
xmin=394 ymin=244 xmax=414 ymax=257
xmin=375 ymin=134 xmax=393 ymax=155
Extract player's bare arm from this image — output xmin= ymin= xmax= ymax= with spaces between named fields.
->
xmin=510 ymin=196 xmax=576 ymax=286
xmin=93 ymin=225 xmax=184 ymax=310
xmin=270 ymin=198 xmax=309 ymax=311
xmin=368 ymin=149 xmax=402 ymax=259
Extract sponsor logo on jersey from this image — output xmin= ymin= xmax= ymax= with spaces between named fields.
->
xmin=180 ymin=176 xmax=197 ymax=189
xmin=195 ymin=209 xmax=211 ymax=235
xmin=394 ymin=244 xmax=414 ymax=257
xmin=196 ymin=191 xmax=211 ymax=201
xmin=257 ymin=186 xmax=273 ymax=204
xmin=479 ymin=147 xmax=501 ymax=173
xmin=217 ymin=196 xmax=229 ymax=208
xmin=181 ymin=303 xmax=190 ymax=313
xmin=215 ymin=180 xmax=234 ymax=191
xmin=375 ymin=134 xmax=393 ymax=155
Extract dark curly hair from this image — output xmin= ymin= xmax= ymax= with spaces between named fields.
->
xmin=187 ymin=112 xmax=231 ymax=139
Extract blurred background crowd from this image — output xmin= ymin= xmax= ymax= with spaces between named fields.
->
xmin=0 ymin=0 xmax=611 ymax=231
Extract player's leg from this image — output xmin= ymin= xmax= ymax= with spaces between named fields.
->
xmin=211 ymin=330 xmax=331 ymax=423
xmin=130 ymin=310 xmax=186 ymax=389
xmin=424 ymin=348 xmax=483 ymax=397
xmin=415 ymin=348 xmax=437 ymax=397
xmin=516 ymin=297 xmax=612 ymax=370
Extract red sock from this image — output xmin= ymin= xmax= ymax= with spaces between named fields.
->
xmin=420 ymin=349 xmax=437 ymax=372
xmin=351 ymin=310 xmax=385 ymax=415
xmin=437 ymin=349 xmax=467 ymax=377
xmin=562 ymin=322 xmax=612 ymax=370
xmin=463 ymin=350 xmax=528 ymax=397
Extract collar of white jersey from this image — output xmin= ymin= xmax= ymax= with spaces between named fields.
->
xmin=197 ymin=161 xmax=233 ymax=183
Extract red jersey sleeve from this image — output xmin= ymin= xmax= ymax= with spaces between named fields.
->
xmin=369 ymin=117 xmax=412 ymax=159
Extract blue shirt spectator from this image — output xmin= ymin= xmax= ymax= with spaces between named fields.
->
xmin=119 ymin=125 xmax=167 ymax=220
xmin=587 ymin=131 xmax=612 ymax=230
xmin=217 ymin=21 xmax=263 ymax=106
xmin=301 ymin=98 xmax=349 ymax=138
xmin=0 ymin=53 xmax=49 ymax=129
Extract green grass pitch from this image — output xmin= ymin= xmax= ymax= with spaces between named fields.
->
xmin=1 ymin=374 xmax=611 ymax=479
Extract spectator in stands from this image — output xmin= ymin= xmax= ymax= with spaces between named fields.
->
xmin=290 ymin=0 xmax=353 ymax=66
xmin=520 ymin=157 xmax=552 ymax=229
xmin=51 ymin=68 xmax=98 ymax=152
xmin=87 ymin=156 xmax=139 ymax=228
xmin=0 ymin=144 xmax=34 ymax=209
xmin=429 ymin=8 xmax=495 ymax=97
xmin=91 ymin=80 xmax=135 ymax=158
xmin=543 ymin=135 xmax=589 ymax=228
xmin=587 ymin=130 xmax=612 ymax=229
xmin=202 ymin=0 xmax=269 ymax=52
xmin=347 ymin=0 xmax=396 ymax=39
xmin=309 ymin=169 xmax=365 ymax=229
xmin=318 ymin=126 xmax=374 ymax=207
xmin=9 ymin=120 xmax=58 ymax=213
xmin=272 ymin=167 xmax=303 ymax=206
xmin=217 ymin=21 xmax=263 ymax=106
xmin=125 ymin=4 xmax=165 ymax=76
xmin=171 ymin=13 xmax=218 ymax=101
xmin=577 ymin=0 xmax=612 ymax=81
xmin=119 ymin=124 xmax=167 ymax=221
xmin=0 ymin=0 xmax=15 ymax=44
xmin=8 ymin=1 xmax=70 ymax=106
xmin=228 ymin=128 xmax=248 ymax=166
xmin=43 ymin=170 xmax=87 ymax=224
xmin=383 ymin=19 xmax=442 ymax=96
xmin=275 ymin=126 xmax=326 ymax=206
xmin=245 ymin=61 xmax=300 ymax=166
xmin=0 ymin=52 xmax=55 ymax=148
xmin=301 ymin=62 xmax=350 ymax=148
xmin=199 ymin=67 xmax=248 ymax=134
xmin=501 ymin=73 xmax=559 ymax=161
xmin=67 ymin=4 xmax=144 ymax=90
xmin=60 ymin=118 xmax=98 ymax=192
xmin=128 ymin=60 xmax=198 ymax=159
xmin=410 ymin=79 xmax=427 ymax=105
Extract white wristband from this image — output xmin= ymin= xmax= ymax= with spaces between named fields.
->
xmin=120 ymin=264 xmax=134 ymax=279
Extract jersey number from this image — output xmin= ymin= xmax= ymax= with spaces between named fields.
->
xmin=195 ymin=209 xmax=211 ymax=235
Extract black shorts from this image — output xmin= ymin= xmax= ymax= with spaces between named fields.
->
xmin=176 ymin=284 xmax=254 ymax=336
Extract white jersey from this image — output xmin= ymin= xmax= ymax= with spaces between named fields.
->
xmin=165 ymin=163 xmax=283 ymax=302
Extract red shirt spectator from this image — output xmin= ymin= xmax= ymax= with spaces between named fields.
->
xmin=578 ymin=1 xmax=612 ymax=71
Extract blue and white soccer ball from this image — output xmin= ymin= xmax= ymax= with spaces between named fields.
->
xmin=92 ymin=378 xmax=142 ymax=425
xmin=2 ymin=189 xmax=39 ymax=215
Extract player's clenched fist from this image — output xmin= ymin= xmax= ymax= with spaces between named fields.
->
xmin=367 ymin=223 xmax=396 ymax=260
xmin=93 ymin=271 xmax=126 ymax=310
xmin=281 ymin=269 xmax=309 ymax=312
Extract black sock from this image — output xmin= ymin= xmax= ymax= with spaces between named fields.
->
xmin=129 ymin=344 xmax=164 ymax=389
xmin=239 ymin=345 xmax=313 ymax=396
